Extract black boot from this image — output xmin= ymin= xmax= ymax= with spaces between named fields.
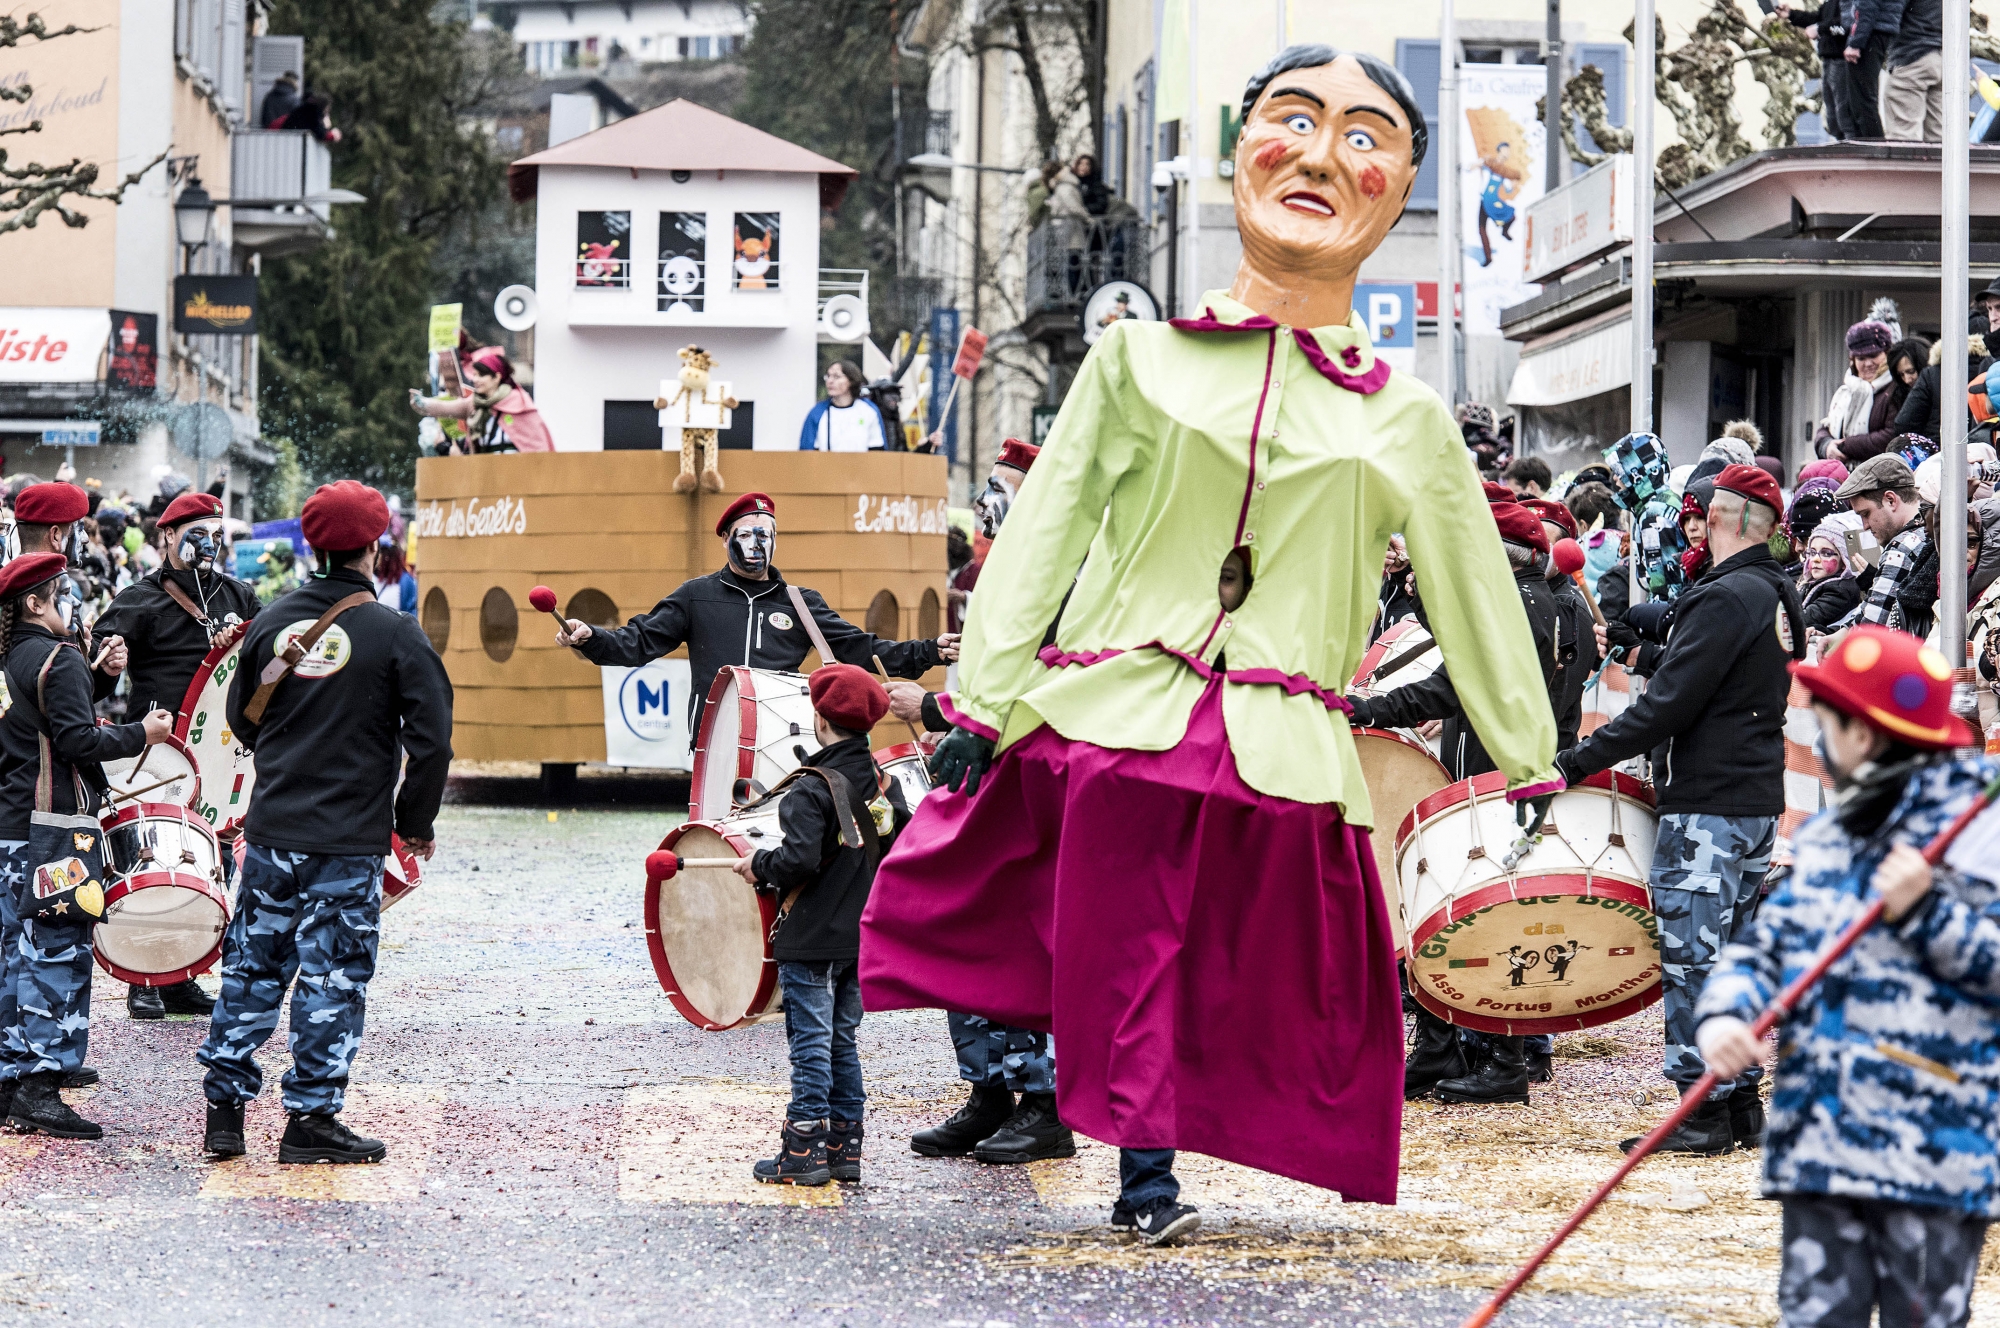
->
xmin=8 ymin=1071 xmax=102 ymax=1139
xmin=61 ymin=1066 xmax=97 ymax=1089
xmin=205 ymin=1101 xmax=246 ymax=1157
xmin=826 ymin=1117 xmax=863 ymax=1183
xmin=278 ymin=1111 xmax=385 ymax=1164
xmin=752 ymin=1119 xmax=831 ymax=1185
xmin=157 ymin=979 xmax=215 ymax=1016
xmin=1404 ymin=1008 xmax=1468 ymax=1099
xmin=127 ymin=985 xmax=165 ymax=1021
xmin=1727 ymin=1082 xmax=1766 ymax=1150
xmin=1525 ymin=1044 xmax=1554 ymax=1084
xmin=910 ymin=1083 xmax=1015 ymax=1157
xmin=1620 ymin=1096 xmax=1734 ymax=1156
xmin=1435 ymin=1035 xmax=1531 ymax=1105
xmin=973 ymin=1091 xmax=1077 ymax=1164
xmin=0 ymin=1078 xmax=13 ymax=1117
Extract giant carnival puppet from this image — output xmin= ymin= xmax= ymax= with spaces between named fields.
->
xmin=859 ymin=45 xmax=1561 ymax=1239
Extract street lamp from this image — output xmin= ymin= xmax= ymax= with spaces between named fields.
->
xmin=174 ymin=177 xmax=214 ymax=251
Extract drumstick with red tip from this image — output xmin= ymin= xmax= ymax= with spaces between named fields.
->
xmin=648 ymin=851 xmax=753 ymax=878
xmin=528 ymin=586 xmax=572 ymax=639
xmin=1460 ymin=769 xmax=2000 ymax=1328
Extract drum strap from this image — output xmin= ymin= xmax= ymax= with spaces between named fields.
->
xmin=161 ymin=577 xmax=211 ymax=630
xmin=771 ymin=766 xmax=876 ymax=933
xmin=30 ymin=647 xmax=89 ymax=814
xmin=784 ymin=584 xmax=838 ymax=668
xmin=241 ymin=592 xmax=375 ymax=724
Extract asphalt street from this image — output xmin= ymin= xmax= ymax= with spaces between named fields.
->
xmin=0 ymin=791 xmax=1703 ymax=1328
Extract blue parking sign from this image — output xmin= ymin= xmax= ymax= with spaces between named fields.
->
xmin=1355 ymin=281 xmax=1417 ymax=373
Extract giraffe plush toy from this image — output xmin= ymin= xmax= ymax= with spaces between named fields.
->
xmin=655 ymin=345 xmax=738 ymax=494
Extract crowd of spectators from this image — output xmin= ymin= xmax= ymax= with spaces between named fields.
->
xmin=1780 ymin=0 xmax=1944 ymax=143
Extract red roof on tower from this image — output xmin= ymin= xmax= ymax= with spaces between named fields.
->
xmin=507 ymin=99 xmax=859 ymax=210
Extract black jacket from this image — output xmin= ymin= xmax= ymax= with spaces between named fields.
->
xmin=226 ymin=568 xmax=454 ymax=855
xmin=1595 ymin=559 xmax=1668 ymax=676
xmin=578 ymin=567 xmax=944 ymax=736
xmin=752 ymin=736 xmax=910 ymax=963
xmin=1881 ymin=0 xmax=1941 ymax=67
xmin=1788 ymin=0 xmax=1847 ymax=57
xmin=95 ymin=568 xmax=262 ymax=719
xmin=1895 ymin=353 xmax=1993 ymax=443
xmin=1547 ymin=572 xmax=1600 ymax=752
xmin=1561 ymin=545 xmax=1805 ymax=816
xmin=1354 ymin=565 xmax=1562 ymax=781
xmin=1801 ymin=574 xmax=1863 ymax=632
xmin=0 ymin=627 xmax=147 ymax=837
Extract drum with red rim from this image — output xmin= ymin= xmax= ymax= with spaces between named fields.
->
xmin=383 ymin=834 xmax=424 ymax=909
xmin=874 ymin=741 xmax=934 ymax=816
xmin=1395 ymin=770 xmax=1661 ymax=1035
xmin=175 ymin=625 xmax=254 ymax=838
xmin=1351 ymin=727 xmax=1451 ymax=954
xmin=644 ymin=802 xmax=788 ymax=1030
xmin=1351 ymin=620 xmax=1444 ymax=756
xmin=100 ymin=732 xmax=201 ymax=809
xmin=95 ymin=801 xmax=229 ymax=987
xmin=690 ymin=666 xmax=816 ymax=821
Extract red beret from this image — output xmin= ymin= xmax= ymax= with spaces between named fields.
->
xmin=0 ymin=552 xmax=69 ymax=602
xmin=159 ymin=491 xmax=223 ymax=527
xmin=13 ymin=482 xmax=87 ymax=525
xmin=809 ymin=662 xmax=888 ymax=733
xmin=1490 ymin=501 xmax=1550 ymax=554
xmin=1714 ymin=463 xmax=1785 ymax=520
xmin=997 ymin=438 xmax=1040 ymax=473
xmin=716 ymin=491 xmax=776 ymax=537
xmin=1482 ymin=481 xmax=1516 ymax=503
xmin=300 ymin=480 xmax=390 ymax=551
xmin=1521 ymin=497 xmax=1577 ymax=540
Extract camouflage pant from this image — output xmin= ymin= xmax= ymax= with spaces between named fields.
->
xmin=948 ymin=1011 xmax=1054 ymax=1094
xmin=1652 ymin=812 xmax=1774 ymax=1099
xmin=196 ymin=844 xmax=382 ymax=1115
xmin=1779 ymin=1195 xmax=1987 ymax=1328
xmin=0 ymin=839 xmax=95 ymax=1078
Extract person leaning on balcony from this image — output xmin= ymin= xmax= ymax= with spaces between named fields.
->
xmin=1877 ymin=0 xmax=1944 ymax=142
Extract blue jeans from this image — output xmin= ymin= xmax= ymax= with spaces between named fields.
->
xmin=1652 ymin=813 xmax=1773 ymax=1100
xmin=948 ymin=1010 xmax=1054 ymax=1093
xmin=196 ymin=845 xmax=382 ymax=1114
xmin=1119 ymin=1148 xmax=1179 ymax=1211
xmin=778 ymin=959 xmax=864 ymax=1122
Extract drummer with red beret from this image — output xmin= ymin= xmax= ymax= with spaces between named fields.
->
xmin=194 ymin=481 xmax=452 ymax=1165
xmin=555 ymin=491 xmax=957 ymax=742
xmin=91 ymin=488 xmax=262 ymax=1020
xmin=8 ymin=483 xmax=125 ymax=684
xmin=1521 ymin=495 xmax=1606 ymax=751
xmin=1346 ymin=499 xmax=1567 ymax=1105
xmin=0 ymin=551 xmax=174 ymax=1140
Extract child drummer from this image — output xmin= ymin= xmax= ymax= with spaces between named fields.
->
xmin=1696 ymin=624 xmax=1999 ymax=1328
xmin=732 ymin=664 xmax=909 ymax=1185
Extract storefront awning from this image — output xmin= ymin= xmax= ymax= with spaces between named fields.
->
xmin=1506 ymin=311 xmax=1632 ymax=407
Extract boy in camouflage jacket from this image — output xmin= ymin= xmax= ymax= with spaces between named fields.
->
xmin=1696 ymin=625 xmax=1999 ymax=1328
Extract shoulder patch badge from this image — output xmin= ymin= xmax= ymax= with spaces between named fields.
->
xmin=1775 ymin=603 xmax=1795 ymax=654
xmin=769 ymin=611 xmax=794 ymax=631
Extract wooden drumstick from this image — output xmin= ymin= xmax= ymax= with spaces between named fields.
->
xmin=673 ymin=857 xmax=752 ymax=869
xmin=870 ymin=655 xmax=925 ymax=745
xmin=107 ymin=773 xmax=181 ymax=805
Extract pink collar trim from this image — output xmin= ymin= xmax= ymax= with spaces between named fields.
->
xmin=1167 ymin=307 xmax=1392 ymax=396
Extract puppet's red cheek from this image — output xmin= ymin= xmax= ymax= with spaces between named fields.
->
xmin=1359 ymin=165 xmax=1386 ymax=200
xmin=1253 ymin=140 xmax=1287 ymax=172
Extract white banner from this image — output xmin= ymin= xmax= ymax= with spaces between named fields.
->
xmin=1457 ymin=67 xmax=1548 ymax=336
xmin=601 ymin=660 xmax=694 ymax=770
xmin=1506 ymin=315 xmax=1633 ymax=407
xmin=1523 ymin=154 xmax=1634 ymax=285
xmin=0 ymin=308 xmax=109 ymax=383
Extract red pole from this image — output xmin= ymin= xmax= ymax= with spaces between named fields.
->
xmin=1461 ymin=773 xmax=2000 ymax=1328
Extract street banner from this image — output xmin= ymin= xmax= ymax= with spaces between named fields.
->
xmin=0 ymin=307 xmax=113 ymax=383
xmin=1457 ymin=65 xmax=1547 ymax=336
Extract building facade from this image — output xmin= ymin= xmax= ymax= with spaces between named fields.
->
xmin=488 ymin=0 xmax=751 ymax=75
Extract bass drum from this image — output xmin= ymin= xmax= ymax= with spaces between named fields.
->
xmin=96 ymin=801 xmax=229 ymax=988
xmin=1351 ymin=620 xmax=1444 ymax=757
xmin=690 ymin=667 xmax=816 ymax=821
xmin=1396 ymin=770 xmax=1661 ymax=1035
xmin=1350 ymin=727 xmax=1450 ymax=954
xmin=100 ymin=731 xmax=201 ymax=809
xmin=644 ymin=804 xmax=788 ymax=1030
xmin=874 ymin=741 xmax=934 ymax=816
xmin=383 ymin=834 xmax=424 ymax=910
xmin=175 ymin=624 xmax=255 ymax=838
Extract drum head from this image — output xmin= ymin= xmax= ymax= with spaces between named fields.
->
xmin=875 ymin=742 xmax=933 ymax=816
xmin=101 ymin=734 xmax=200 ymax=809
xmin=175 ymin=635 xmax=255 ymax=837
xmin=1351 ymin=728 xmax=1450 ymax=953
xmin=94 ymin=872 xmax=228 ymax=987
xmin=1352 ymin=620 xmax=1437 ymax=692
xmin=692 ymin=668 xmax=816 ymax=821
xmin=645 ymin=823 xmax=776 ymax=1030
xmin=694 ymin=671 xmax=748 ymax=820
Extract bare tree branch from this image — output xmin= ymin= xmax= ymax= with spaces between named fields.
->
xmin=0 ymin=13 xmax=159 ymax=236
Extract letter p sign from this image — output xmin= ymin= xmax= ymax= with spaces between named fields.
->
xmin=1366 ymin=291 xmax=1404 ymax=345
xmin=1354 ymin=281 xmax=1416 ymax=372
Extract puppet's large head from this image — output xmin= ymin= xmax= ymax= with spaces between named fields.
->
xmin=1232 ymin=46 xmax=1427 ymax=287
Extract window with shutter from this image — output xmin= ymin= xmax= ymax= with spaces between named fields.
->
xmin=1395 ymin=40 xmax=1442 ymax=212
xmin=1573 ymin=42 xmax=1628 ymax=157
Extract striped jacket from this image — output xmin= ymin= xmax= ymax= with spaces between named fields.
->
xmin=1695 ymin=756 xmax=2000 ymax=1216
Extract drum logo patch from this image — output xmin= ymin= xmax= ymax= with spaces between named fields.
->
xmin=277 ymin=622 xmax=353 ymax=678
xmin=769 ymin=612 xmax=793 ymax=630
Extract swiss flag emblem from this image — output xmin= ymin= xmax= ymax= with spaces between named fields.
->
xmin=1609 ymin=946 xmax=1635 ymax=956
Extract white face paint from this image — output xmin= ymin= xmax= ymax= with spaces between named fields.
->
xmin=974 ymin=465 xmax=1024 ymax=539
xmin=727 ymin=516 xmax=776 ymax=577
xmin=176 ymin=519 xmax=225 ymax=571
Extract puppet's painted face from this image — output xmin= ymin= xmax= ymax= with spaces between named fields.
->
xmin=727 ymin=514 xmax=775 ymax=577
xmin=1233 ymin=57 xmax=1418 ymax=287
xmin=974 ymin=463 xmax=1025 ymax=539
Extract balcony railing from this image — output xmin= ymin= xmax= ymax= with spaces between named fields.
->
xmin=230 ymin=130 xmax=331 ymax=218
xmin=1024 ymin=217 xmax=1144 ymax=319
xmin=575 ymin=257 xmax=632 ymax=288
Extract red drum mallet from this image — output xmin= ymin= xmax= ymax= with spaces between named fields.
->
xmin=1461 ymin=770 xmax=2000 ymax=1328
xmin=528 ymin=585 xmax=568 ymax=636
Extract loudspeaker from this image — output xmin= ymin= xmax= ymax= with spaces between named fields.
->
xmin=818 ymin=292 xmax=868 ymax=342
xmin=494 ymin=285 xmax=539 ymax=331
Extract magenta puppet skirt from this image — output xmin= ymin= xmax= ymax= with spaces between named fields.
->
xmin=859 ymin=679 xmax=1404 ymax=1202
